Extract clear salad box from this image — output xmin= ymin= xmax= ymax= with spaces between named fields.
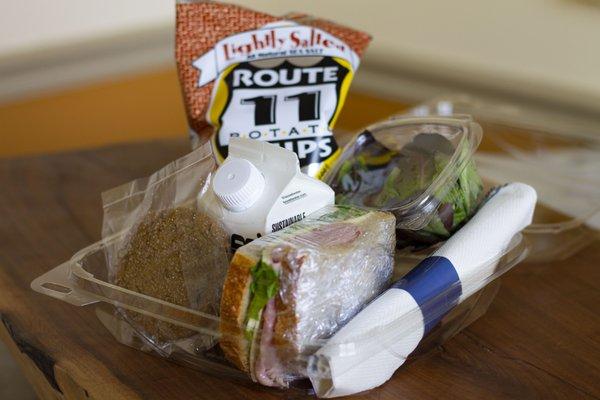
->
xmin=324 ymin=115 xmax=485 ymax=248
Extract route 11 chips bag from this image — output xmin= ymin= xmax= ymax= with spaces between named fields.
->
xmin=176 ymin=1 xmax=371 ymax=179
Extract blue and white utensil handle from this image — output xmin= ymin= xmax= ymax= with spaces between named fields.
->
xmin=308 ymin=183 xmax=537 ymax=398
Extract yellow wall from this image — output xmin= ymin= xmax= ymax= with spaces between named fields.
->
xmin=0 ymin=68 xmax=407 ymax=158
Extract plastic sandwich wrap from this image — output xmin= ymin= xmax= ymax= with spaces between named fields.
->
xmin=219 ymin=205 xmax=396 ymax=387
xmin=99 ymin=141 xmax=231 ymax=355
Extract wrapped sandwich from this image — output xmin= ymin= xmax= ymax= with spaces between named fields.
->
xmin=219 ymin=205 xmax=396 ymax=387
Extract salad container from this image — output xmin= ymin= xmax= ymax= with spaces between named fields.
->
xmin=324 ymin=115 xmax=484 ymax=248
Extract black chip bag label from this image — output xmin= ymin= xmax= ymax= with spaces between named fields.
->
xmin=190 ymin=21 xmax=365 ymax=179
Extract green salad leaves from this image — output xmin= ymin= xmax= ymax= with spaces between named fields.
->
xmin=244 ymin=259 xmax=279 ymax=340
xmin=329 ymin=130 xmax=483 ymax=247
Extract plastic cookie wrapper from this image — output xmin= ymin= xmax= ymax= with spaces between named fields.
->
xmin=324 ymin=115 xmax=484 ymax=248
xmin=176 ymin=0 xmax=371 ymax=179
xmin=93 ymin=137 xmax=334 ymax=357
xmin=401 ymin=95 xmax=600 ymax=261
xmin=100 ymin=140 xmax=230 ymax=354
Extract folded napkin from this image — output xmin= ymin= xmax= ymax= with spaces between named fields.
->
xmin=308 ymin=183 xmax=537 ymax=397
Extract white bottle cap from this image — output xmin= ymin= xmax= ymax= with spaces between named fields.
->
xmin=213 ymin=158 xmax=265 ymax=212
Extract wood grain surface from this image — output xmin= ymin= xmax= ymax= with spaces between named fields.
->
xmin=0 ymin=139 xmax=599 ymax=399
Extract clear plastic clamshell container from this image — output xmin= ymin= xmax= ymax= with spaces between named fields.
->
xmin=29 ymin=102 xmax=556 ymax=396
xmin=406 ymin=95 xmax=600 ymax=261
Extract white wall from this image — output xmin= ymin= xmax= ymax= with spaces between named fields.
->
xmin=0 ymin=0 xmax=599 ymax=119
xmin=0 ymin=0 xmax=173 ymax=56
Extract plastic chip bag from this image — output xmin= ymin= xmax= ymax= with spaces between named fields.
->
xmin=176 ymin=1 xmax=371 ymax=178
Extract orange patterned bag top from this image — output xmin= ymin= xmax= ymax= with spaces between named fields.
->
xmin=176 ymin=1 xmax=371 ymax=179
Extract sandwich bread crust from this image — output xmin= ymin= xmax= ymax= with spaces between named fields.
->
xmin=219 ymin=251 xmax=257 ymax=372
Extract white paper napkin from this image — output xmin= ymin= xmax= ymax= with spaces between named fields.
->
xmin=308 ymin=182 xmax=537 ymax=397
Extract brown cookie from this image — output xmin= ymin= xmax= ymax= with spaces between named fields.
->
xmin=115 ymin=207 xmax=229 ymax=342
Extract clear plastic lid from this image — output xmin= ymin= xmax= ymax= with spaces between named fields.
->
xmin=403 ymin=95 xmax=600 ymax=261
xmin=324 ymin=116 xmax=484 ymax=246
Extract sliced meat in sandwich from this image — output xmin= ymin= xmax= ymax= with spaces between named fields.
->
xmin=219 ymin=205 xmax=395 ymax=387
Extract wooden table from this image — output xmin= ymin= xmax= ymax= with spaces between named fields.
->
xmin=1 ymin=139 xmax=599 ymax=400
